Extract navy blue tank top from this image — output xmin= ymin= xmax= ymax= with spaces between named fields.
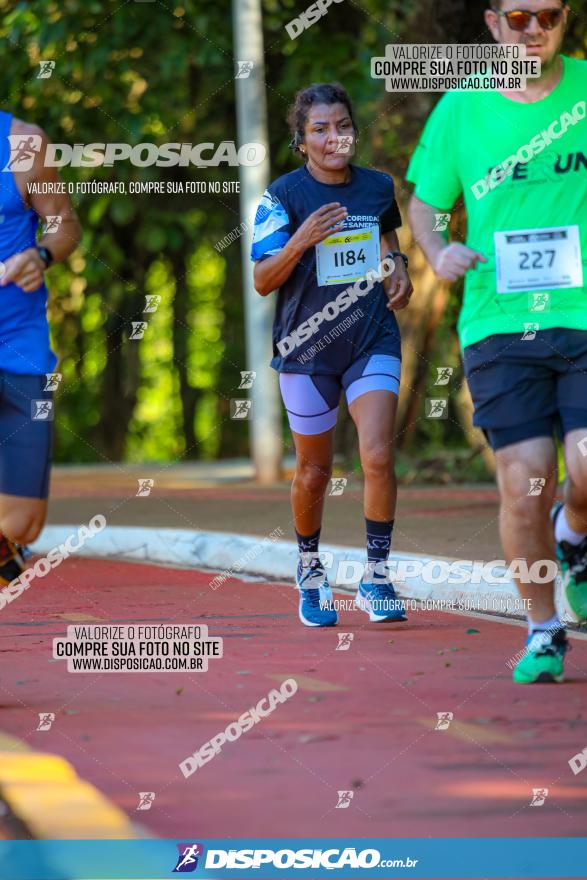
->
xmin=0 ymin=111 xmax=56 ymax=374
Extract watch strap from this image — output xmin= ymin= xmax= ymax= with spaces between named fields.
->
xmin=36 ymin=245 xmax=54 ymax=268
xmin=386 ymin=250 xmax=409 ymax=267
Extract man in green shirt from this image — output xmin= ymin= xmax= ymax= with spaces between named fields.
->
xmin=408 ymin=0 xmax=587 ymax=682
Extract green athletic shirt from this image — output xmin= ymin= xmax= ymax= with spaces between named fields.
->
xmin=406 ymin=54 xmax=587 ymax=349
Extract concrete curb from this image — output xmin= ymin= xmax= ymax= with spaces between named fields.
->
xmin=30 ymin=524 xmax=568 ymax=621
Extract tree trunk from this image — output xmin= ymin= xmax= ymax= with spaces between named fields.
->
xmin=170 ymin=250 xmax=199 ymax=458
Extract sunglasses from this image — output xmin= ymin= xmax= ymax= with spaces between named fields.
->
xmin=495 ymin=7 xmax=565 ymax=30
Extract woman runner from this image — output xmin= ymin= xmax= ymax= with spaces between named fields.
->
xmin=251 ymin=83 xmax=413 ymax=627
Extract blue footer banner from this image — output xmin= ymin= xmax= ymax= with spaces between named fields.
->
xmin=0 ymin=838 xmax=585 ymax=879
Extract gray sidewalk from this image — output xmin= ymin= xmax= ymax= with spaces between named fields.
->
xmin=46 ymin=461 xmax=502 ymax=561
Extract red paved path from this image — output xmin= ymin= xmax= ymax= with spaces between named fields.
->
xmin=1 ymin=557 xmax=586 ymax=842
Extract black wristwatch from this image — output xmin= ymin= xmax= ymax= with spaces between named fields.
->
xmin=36 ymin=245 xmax=54 ymax=269
xmin=386 ymin=250 xmax=409 ymax=268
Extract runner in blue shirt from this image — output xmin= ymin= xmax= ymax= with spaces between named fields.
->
xmin=0 ymin=112 xmax=81 ymax=584
xmin=251 ymin=83 xmax=413 ymax=627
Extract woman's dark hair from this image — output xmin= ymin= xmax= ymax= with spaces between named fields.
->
xmin=287 ymin=82 xmax=358 ymax=156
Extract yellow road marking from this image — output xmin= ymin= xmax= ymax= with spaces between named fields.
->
xmin=0 ymin=739 xmax=138 ymax=840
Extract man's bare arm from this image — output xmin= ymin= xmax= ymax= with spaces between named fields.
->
xmin=1 ymin=121 xmax=82 ymax=291
xmin=408 ymin=194 xmax=487 ymax=281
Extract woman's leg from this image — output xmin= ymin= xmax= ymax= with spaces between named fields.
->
xmin=278 ymin=372 xmax=340 ymax=626
xmin=349 ymin=389 xmax=398 ymax=542
xmin=348 ymin=386 xmax=406 ymax=621
xmin=279 ymin=372 xmax=340 ymax=559
xmin=290 ymin=427 xmax=336 ymax=548
xmin=290 ymin=428 xmax=338 ymax=626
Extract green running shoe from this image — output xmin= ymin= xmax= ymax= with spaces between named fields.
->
xmin=552 ymin=502 xmax=587 ymax=624
xmin=512 ymin=627 xmax=569 ymax=684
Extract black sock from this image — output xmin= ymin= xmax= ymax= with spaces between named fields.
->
xmin=366 ymin=517 xmax=394 ymax=565
xmin=295 ymin=527 xmax=321 ymax=566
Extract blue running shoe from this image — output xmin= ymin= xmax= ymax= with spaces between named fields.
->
xmin=296 ymin=556 xmax=337 ymax=627
xmin=355 ymin=562 xmax=407 ymax=623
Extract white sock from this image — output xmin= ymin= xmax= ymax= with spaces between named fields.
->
xmin=554 ymin=506 xmax=587 ymax=545
xmin=527 ymin=612 xmax=561 ymax=635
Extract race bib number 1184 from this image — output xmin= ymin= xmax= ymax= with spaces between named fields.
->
xmin=315 ymin=225 xmax=380 ymax=286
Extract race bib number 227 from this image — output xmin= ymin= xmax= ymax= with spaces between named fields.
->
xmin=494 ymin=225 xmax=583 ymax=294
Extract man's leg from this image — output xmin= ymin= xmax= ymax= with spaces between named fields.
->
xmin=495 ymin=435 xmax=568 ymax=682
xmin=0 ymin=372 xmax=53 ymax=583
xmin=0 ymin=496 xmax=47 ymax=546
xmin=562 ymin=429 xmax=587 ymax=531
xmin=495 ymin=436 xmax=558 ymax=621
